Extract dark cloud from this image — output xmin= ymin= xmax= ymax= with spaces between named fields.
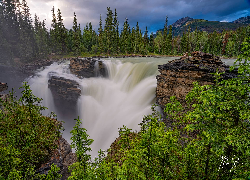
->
xmin=27 ymin=0 xmax=250 ymax=32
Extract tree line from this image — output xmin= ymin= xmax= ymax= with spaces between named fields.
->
xmin=0 ymin=0 xmax=249 ymax=64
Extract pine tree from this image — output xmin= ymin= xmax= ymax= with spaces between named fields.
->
xmin=163 ymin=16 xmax=168 ymax=54
xmin=98 ymin=14 xmax=104 ymax=54
xmin=72 ymin=12 xmax=81 ymax=55
xmin=56 ymin=8 xmax=67 ymax=54
xmin=113 ymin=9 xmax=119 ymax=54
xmin=167 ymin=25 xmax=173 ymax=55
xmin=143 ymin=26 xmax=149 ymax=54
xmin=148 ymin=32 xmax=154 ymax=53
xmin=104 ymin=7 xmax=114 ymax=54
xmin=50 ymin=6 xmax=58 ymax=53
xmin=120 ymin=18 xmax=130 ymax=54
xmin=135 ymin=22 xmax=142 ymax=53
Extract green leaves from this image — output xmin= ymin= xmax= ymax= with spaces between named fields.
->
xmin=0 ymin=82 xmax=62 ymax=178
xmin=70 ymin=117 xmax=93 ymax=164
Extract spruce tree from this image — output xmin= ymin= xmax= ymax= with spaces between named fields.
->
xmin=120 ymin=18 xmax=130 ymax=54
xmin=104 ymin=7 xmax=114 ymax=54
xmin=72 ymin=12 xmax=81 ymax=55
xmin=98 ymin=14 xmax=104 ymax=54
xmin=163 ymin=15 xmax=168 ymax=54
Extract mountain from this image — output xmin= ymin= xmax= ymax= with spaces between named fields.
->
xmin=232 ymin=16 xmax=250 ymax=24
xmin=157 ymin=16 xmax=249 ymax=36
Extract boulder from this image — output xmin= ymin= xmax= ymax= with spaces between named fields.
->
xmin=48 ymin=76 xmax=81 ymax=105
xmin=69 ymin=57 xmax=107 ymax=78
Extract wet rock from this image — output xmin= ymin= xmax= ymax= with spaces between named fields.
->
xmin=48 ymin=76 xmax=81 ymax=105
xmin=36 ymin=136 xmax=77 ymax=180
xmin=0 ymin=82 xmax=7 ymax=92
xmin=69 ymin=57 xmax=107 ymax=78
xmin=156 ymin=51 xmax=238 ymax=123
xmin=0 ymin=82 xmax=8 ymax=101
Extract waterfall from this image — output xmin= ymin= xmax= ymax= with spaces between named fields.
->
xmin=28 ymin=57 xmax=176 ymax=158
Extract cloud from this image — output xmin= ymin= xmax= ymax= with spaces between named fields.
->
xmin=26 ymin=0 xmax=250 ymax=32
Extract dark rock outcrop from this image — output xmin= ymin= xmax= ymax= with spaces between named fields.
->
xmin=0 ymin=82 xmax=7 ymax=92
xmin=48 ymin=76 xmax=81 ymax=106
xmin=156 ymin=51 xmax=238 ymax=117
xmin=36 ymin=136 xmax=77 ymax=180
xmin=0 ymin=82 xmax=8 ymax=101
xmin=70 ymin=57 xmax=107 ymax=78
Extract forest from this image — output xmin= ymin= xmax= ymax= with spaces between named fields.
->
xmin=0 ymin=0 xmax=249 ymax=65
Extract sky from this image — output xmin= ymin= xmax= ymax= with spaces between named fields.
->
xmin=26 ymin=0 xmax=250 ymax=33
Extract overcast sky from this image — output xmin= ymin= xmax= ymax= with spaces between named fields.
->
xmin=26 ymin=0 xmax=250 ymax=33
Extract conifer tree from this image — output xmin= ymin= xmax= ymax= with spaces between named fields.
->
xmin=167 ymin=25 xmax=173 ymax=55
xmin=148 ymin=32 xmax=154 ymax=53
xmin=72 ymin=12 xmax=81 ymax=55
xmin=104 ymin=7 xmax=114 ymax=54
xmin=163 ymin=15 xmax=168 ymax=54
xmin=135 ymin=22 xmax=142 ymax=53
xmin=50 ymin=6 xmax=58 ymax=53
xmin=98 ymin=14 xmax=104 ymax=53
xmin=120 ymin=18 xmax=130 ymax=54
xmin=143 ymin=26 xmax=149 ymax=54
xmin=56 ymin=8 xmax=68 ymax=54
xmin=113 ymin=9 xmax=119 ymax=54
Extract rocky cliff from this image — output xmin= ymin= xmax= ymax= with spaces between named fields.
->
xmin=156 ymin=51 xmax=238 ymax=120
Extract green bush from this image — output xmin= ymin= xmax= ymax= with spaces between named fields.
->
xmin=0 ymin=82 xmax=63 ymax=178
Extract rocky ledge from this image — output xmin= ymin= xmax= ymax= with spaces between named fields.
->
xmin=70 ymin=57 xmax=107 ymax=78
xmin=48 ymin=76 xmax=81 ymax=111
xmin=156 ymin=51 xmax=238 ymax=116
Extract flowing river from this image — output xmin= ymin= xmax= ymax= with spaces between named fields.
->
xmin=27 ymin=57 xmax=236 ymax=158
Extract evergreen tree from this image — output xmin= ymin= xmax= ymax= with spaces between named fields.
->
xmin=56 ymin=8 xmax=68 ymax=54
xmin=50 ymin=6 xmax=58 ymax=53
xmin=72 ymin=12 xmax=81 ymax=55
xmin=135 ymin=22 xmax=142 ymax=54
xmin=148 ymin=32 xmax=154 ymax=53
xmin=120 ymin=18 xmax=130 ymax=54
xmin=98 ymin=14 xmax=104 ymax=54
xmin=104 ymin=7 xmax=114 ymax=54
xmin=143 ymin=26 xmax=149 ymax=54
xmin=113 ymin=9 xmax=119 ymax=54
xmin=163 ymin=15 xmax=168 ymax=54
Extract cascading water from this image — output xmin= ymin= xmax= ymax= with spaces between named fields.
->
xmin=28 ymin=57 xmax=236 ymax=158
xmin=28 ymin=57 xmax=175 ymax=158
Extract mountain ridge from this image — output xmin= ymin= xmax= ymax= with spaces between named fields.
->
xmin=157 ymin=16 xmax=250 ymax=36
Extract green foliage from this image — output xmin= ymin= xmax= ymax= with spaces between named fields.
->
xmin=44 ymin=164 xmax=62 ymax=180
xmin=0 ymin=82 xmax=62 ymax=178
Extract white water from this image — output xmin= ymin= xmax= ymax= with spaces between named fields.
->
xmin=27 ymin=57 xmax=236 ymax=158
xmin=28 ymin=57 xmax=175 ymax=158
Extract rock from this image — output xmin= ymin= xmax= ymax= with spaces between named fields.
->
xmin=0 ymin=82 xmax=7 ymax=92
xmin=156 ymin=51 xmax=238 ymax=126
xmin=69 ymin=57 xmax=107 ymax=78
xmin=0 ymin=82 xmax=8 ymax=102
xmin=19 ymin=59 xmax=56 ymax=76
xmin=36 ymin=136 xmax=77 ymax=180
xmin=48 ymin=76 xmax=81 ymax=106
